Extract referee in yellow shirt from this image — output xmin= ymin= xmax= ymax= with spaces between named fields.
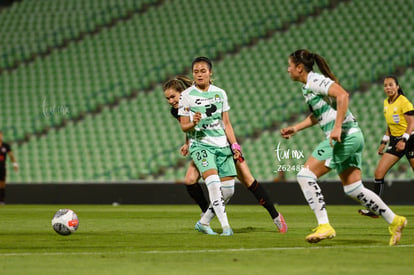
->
xmin=360 ymin=75 xmax=414 ymax=218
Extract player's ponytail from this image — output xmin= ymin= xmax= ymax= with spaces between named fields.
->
xmin=385 ymin=75 xmax=404 ymax=96
xmin=313 ymin=53 xmax=339 ymax=84
xmin=290 ymin=49 xmax=339 ymax=83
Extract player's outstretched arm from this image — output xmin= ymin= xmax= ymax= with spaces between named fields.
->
xmin=280 ymin=114 xmax=318 ymax=139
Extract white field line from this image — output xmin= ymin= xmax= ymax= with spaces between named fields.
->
xmin=1 ymin=244 xmax=414 ymax=257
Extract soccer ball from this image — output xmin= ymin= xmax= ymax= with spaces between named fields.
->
xmin=51 ymin=209 xmax=79 ymax=235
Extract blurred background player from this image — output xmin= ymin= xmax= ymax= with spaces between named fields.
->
xmin=0 ymin=130 xmax=19 ymax=205
xmin=281 ymin=49 xmax=406 ymax=246
xmin=163 ymin=75 xmax=287 ymax=234
xmin=359 ymin=76 xmax=414 ymax=218
xmin=163 ymin=76 xmax=210 ymax=216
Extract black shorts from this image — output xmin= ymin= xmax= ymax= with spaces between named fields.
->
xmin=0 ymin=167 xmax=6 ymax=181
xmin=386 ymin=134 xmax=414 ymax=159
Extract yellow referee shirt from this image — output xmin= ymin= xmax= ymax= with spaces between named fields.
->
xmin=383 ymin=95 xmax=414 ymax=136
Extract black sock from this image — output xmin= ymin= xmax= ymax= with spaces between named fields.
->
xmin=0 ymin=188 xmax=4 ymax=202
xmin=374 ymin=178 xmax=385 ymax=197
xmin=248 ymin=180 xmax=279 ymax=219
xmin=185 ymin=183 xmax=209 ymax=213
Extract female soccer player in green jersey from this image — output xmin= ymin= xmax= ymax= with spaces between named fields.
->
xmin=164 ymin=75 xmax=287 ymax=234
xmin=178 ymin=57 xmax=237 ymax=236
xmin=280 ymin=49 xmax=406 ymax=246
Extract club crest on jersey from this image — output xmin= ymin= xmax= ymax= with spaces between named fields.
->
xmin=392 ymin=114 xmax=400 ymax=123
xmin=214 ymin=94 xmax=222 ymax=103
xmin=201 ymin=159 xmax=209 ymax=167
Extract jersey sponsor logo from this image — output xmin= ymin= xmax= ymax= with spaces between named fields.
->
xmin=205 ymin=104 xmax=217 ymax=117
xmin=201 ymin=121 xmax=221 ymax=129
xmin=194 ymin=94 xmax=223 ymax=105
xmin=195 ymin=98 xmax=207 ymax=105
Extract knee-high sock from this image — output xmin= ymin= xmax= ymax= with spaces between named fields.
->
xmin=200 ymin=179 xmax=234 ymax=225
xmin=199 ymin=204 xmax=215 ymax=225
xmin=185 ymin=183 xmax=209 ymax=213
xmin=373 ymin=178 xmax=385 ymax=197
xmin=221 ymin=179 xmax=235 ymax=204
xmin=248 ymin=180 xmax=279 ymax=219
xmin=204 ymin=175 xmax=229 ymax=229
xmin=297 ymin=168 xmax=329 ymax=225
xmin=344 ymin=180 xmax=395 ymax=223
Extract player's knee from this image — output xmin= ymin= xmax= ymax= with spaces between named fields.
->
xmin=296 ymin=167 xmax=316 ymax=183
xmin=184 ymin=176 xmax=198 ymax=186
xmin=374 ymin=168 xmax=385 ymax=179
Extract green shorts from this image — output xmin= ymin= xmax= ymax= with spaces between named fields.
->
xmin=190 ymin=142 xmax=237 ymax=178
xmin=311 ymin=130 xmax=364 ymax=174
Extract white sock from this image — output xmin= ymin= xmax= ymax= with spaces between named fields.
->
xmin=343 ymin=181 xmax=395 ymax=224
xmin=199 ymin=179 xmax=234 ymax=225
xmin=221 ymin=179 xmax=235 ymax=204
xmin=205 ymin=174 xmax=229 ymax=229
xmin=297 ymin=168 xmax=329 ymax=225
xmin=199 ymin=204 xmax=215 ymax=225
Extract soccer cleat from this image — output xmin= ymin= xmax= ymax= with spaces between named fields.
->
xmin=389 ymin=215 xmax=407 ymax=246
xmin=306 ymin=223 xmax=336 ymax=243
xmin=274 ymin=213 xmax=288 ymax=233
xmin=358 ymin=209 xmax=379 ymax=218
xmin=195 ymin=221 xmax=218 ymax=235
xmin=220 ymin=227 xmax=233 ymax=236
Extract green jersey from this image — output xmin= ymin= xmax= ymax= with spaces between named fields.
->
xmin=302 ymin=71 xmax=358 ymax=138
xmin=178 ymin=84 xmax=230 ymax=148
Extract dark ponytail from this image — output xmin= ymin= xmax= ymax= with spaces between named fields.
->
xmin=290 ymin=49 xmax=339 ymax=83
xmin=385 ymin=75 xmax=404 ymax=95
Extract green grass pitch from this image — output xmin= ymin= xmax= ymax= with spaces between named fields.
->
xmin=1 ymin=204 xmax=413 ymax=274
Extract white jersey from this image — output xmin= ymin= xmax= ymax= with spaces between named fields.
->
xmin=178 ymin=84 xmax=230 ymax=148
xmin=303 ymin=71 xmax=358 ymax=138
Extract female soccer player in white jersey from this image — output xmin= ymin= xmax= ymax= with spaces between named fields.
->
xmin=178 ymin=57 xmax=238 ymax=236
xmin=164 ymin=75 xmax=287 ymax=234
xmin=280 ymin=49 xmax=406 ymax=245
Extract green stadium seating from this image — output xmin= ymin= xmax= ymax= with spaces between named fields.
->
xmin=3 ymin=0 xmax=414 ymax=183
